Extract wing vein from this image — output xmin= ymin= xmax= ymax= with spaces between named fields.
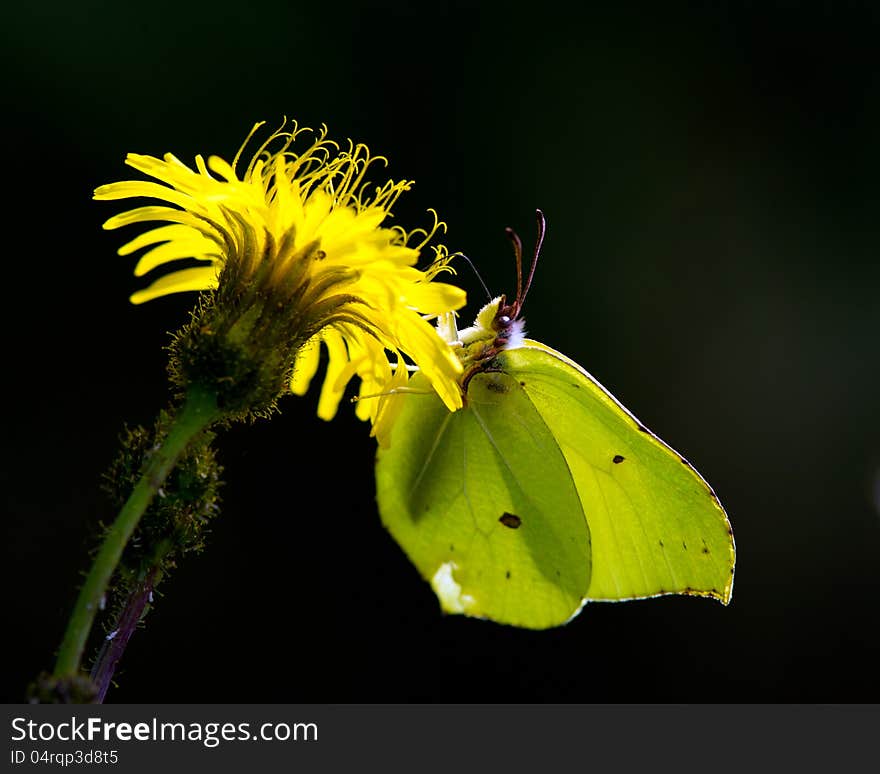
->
xmin=407 ymin=411 xmax=454 ymax=503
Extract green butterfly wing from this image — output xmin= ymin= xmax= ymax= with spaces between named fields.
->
xmin=375 ymin=340 xmax=735 ymax=629
xmin=375 ymin=370 xmax=591 ymax=629
xmin=508 ymin=341 xmax=735 ymax=605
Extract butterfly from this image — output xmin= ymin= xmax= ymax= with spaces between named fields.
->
xmin=375 ymin=210 xmax=735 ymax=629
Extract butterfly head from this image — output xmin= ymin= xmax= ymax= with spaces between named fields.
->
xmin=445 ymin=210 xmax=546 ymax=388
xmin=466 ymin=295 xmax=527 ymax=351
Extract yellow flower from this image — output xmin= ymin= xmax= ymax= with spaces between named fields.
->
xmin=94 ymin=120 xmax=466 ymax=443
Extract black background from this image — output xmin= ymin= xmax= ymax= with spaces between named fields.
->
xmin=4 ymin=1 xmax=879 ymax=702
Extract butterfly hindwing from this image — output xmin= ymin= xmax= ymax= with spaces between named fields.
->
xmin=375 ymin=370 xmax=591 ymax=629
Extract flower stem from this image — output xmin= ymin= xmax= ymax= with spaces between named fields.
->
xmin=89 ymin=566 xmax=159 ymax=702
xmin=52 ymin=386 xmax=219 ymax=680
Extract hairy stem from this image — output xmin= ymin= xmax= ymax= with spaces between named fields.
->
xmin=52 ymin=387 xmax=219 ymax=680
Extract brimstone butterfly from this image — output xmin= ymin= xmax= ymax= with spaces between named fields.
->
xmin=375 ymin=211 xmax=735 ymax=629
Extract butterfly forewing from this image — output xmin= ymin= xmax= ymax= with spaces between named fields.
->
xmin=504 ymin=343 xmax=735 ymax=604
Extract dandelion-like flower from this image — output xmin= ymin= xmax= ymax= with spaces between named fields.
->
xmin=95 ymin=121 xmax=467 ymax=444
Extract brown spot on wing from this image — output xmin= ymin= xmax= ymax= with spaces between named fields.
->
xmin=499 ymin=512 xmax=522 ymax=529
xmin=612 ymin=454 xmax=625 ymax=464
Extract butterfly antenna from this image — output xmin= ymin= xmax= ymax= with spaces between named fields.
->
xmin=520 ymin=208 xmax=545 ymax=308
xmin=450 ymin=251 xmax=493 ymax=301
xmin=504 ymin=225 xmax=524 ymax=309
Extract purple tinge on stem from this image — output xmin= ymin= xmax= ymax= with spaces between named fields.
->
xmin=89 ymin=568 xmax=158 ymax=703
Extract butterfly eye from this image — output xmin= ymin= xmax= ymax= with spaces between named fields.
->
xmin=497 ymin=315 xmax=511 ymax=327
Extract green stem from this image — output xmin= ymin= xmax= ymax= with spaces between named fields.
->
xmin=53 ymin=386 xmax=219 ymax=679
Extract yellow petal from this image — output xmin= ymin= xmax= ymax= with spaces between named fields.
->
xmin=100 ymin=206 xmax=215 ymax=233
xmin=290 ymin=338 xmax=321 ymax=396
xmin=133 ymin=240 xmax=219 ymax=277
xmin=94 ymin=181 xmax=198 ymax=212
xmin=316 ymin=330 xmax=349 ymax=421
xmin=117 ymin=224 xmax=202 ymax=255
xmin=129 ymin=266 xmax=219 ymax=305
